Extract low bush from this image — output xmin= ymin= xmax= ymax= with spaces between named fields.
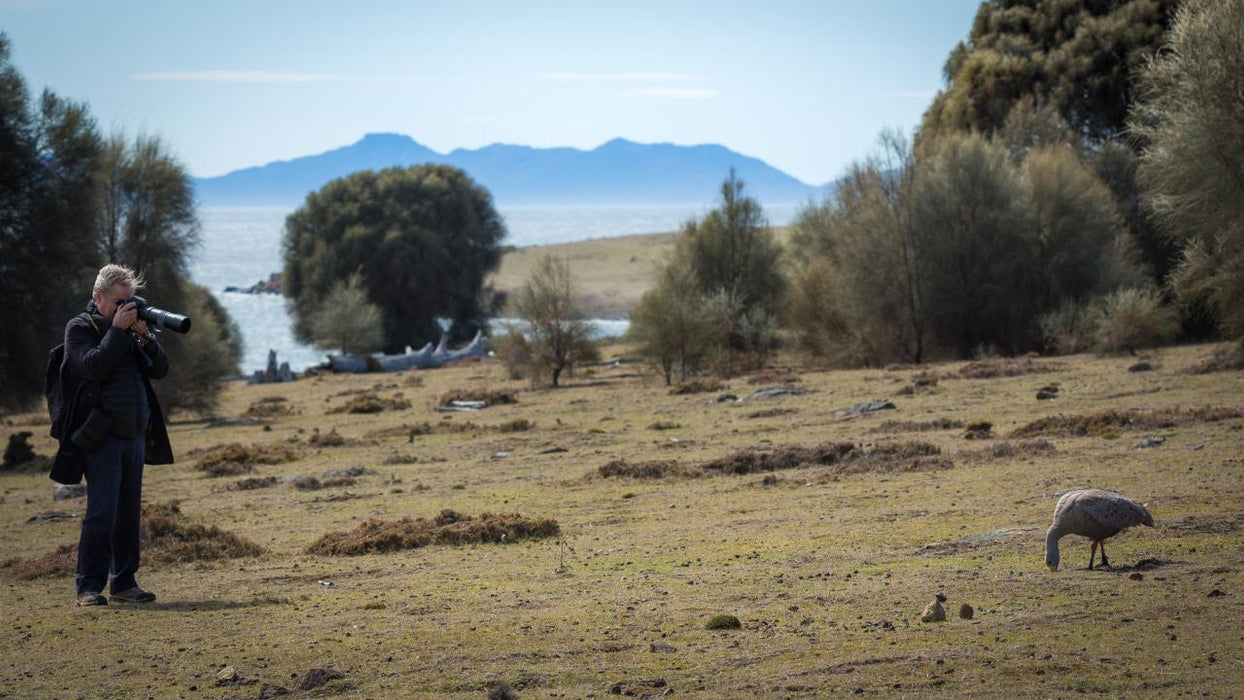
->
xmin=1091 ymin=287 xmax=1179 ymax=354
xmin=870 ymin=418 xmax=963 ymax=434
xmin=244 ymin=396 xmax=294 ymax=418
xmin=437 ymin=388 xmax=518 ymax=407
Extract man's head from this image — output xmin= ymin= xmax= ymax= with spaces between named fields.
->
xmin=91 ymin=264 xmax=144 ymax=322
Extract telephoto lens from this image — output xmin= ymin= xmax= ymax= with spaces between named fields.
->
xmin=124 ymin=296 xmax=192 ymax=334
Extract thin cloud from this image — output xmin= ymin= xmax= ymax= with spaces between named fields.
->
xmin=612 ymin=87 xmax=717 ymax=99
xmin=548 ymin=72 xmax=702 ymax=83
xmin=132 ymin=71 xmax=345 ymax=84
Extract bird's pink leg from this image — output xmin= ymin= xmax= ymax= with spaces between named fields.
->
xmin=1088 ymin=540 xmax=1098 ymax=570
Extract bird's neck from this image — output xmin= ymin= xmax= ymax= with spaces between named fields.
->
xmin=1045 ymin=527 xmax=1061 ymax=558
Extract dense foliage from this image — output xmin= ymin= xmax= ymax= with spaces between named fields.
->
xmin=1132 ymin=0 xmax=1244 ymax=340
xmin=0 ymin=35 xmax=238 ymax=414
xmin=282 ymin=165 xmax=507 ymax=353
xmin=630 ymin=173 xmax=785 ymax=378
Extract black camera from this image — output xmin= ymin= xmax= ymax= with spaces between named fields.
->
xmin=120 ymin=295 xmax=191 ymax=334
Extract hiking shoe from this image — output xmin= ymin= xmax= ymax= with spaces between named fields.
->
xmin=76 ymin=592 xmax=108 ymax=606
xmin=110 ymin=587 xmax=156 ymax=603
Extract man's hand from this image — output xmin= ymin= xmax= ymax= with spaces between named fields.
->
xmin=112 ymin=302 xmax=138 ymax=330
xmin=132 ymin=319 xmax=150 ymax=335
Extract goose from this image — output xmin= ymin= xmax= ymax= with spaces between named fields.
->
xmin=1045 ymin=489 xmax=1153 ymax=571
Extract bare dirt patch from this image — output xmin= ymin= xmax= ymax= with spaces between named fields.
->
xmin=306 ymin=509 xmax=560 ymax=555
xmin=1010 ymin=406 xmax=1243 ymax=438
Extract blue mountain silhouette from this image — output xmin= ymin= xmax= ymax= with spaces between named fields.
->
xmin=193 ymin=133 xmax=828 ymax=207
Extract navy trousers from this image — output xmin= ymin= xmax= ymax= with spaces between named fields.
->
xmin=75 ymin=435 xmax=145 ymax=596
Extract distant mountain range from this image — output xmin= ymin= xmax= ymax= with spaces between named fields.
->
xmin=192 ymin=133 xmax=831 ymax=207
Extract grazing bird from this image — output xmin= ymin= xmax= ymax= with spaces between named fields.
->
xmin=1045 ymin=489 xmax=1154 ymax=571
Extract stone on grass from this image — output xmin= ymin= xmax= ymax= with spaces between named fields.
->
xmin=53 ymin=484 xmax=86 ymax=500
xmin=921 ymin=600 xmax=946 ymax=623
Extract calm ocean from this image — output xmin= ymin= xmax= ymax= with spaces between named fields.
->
xmin=188 ymin=204 xmax=799 ymax=373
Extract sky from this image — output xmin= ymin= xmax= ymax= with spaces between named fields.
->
xmin=1 ymin=0 xmax=981 ymax=185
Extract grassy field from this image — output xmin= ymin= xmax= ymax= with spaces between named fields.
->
xmin=489 ymin=227 xmax=792 ymax=317
xmin=2 ymin=342 xmax=1243 ymax=698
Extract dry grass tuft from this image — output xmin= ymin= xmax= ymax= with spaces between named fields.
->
xmin=0 ymin=544 xmax=76 ymax=580
xmin=193 ymin=442 xmax=300 ymax=477
xmin=306 ymin=510 xmax=560 ymax=555
xmin=1185 ymin=346 xmax=1244 ymax=374
xmin=244 ymin=396 xmax=295 ymax=418
xmin=957 ymin=358 xmax=1059 ymax=379
xmin=436 ymin=388 xmax=518 ymax=407
xmin=961 ymin=439 xmax=1056 ymax=462
xmin=308 ymin=428 xmax=351 ymax=447
xmin=327 ymin=393 xmax=412 ymax=414
xmin=896 ymin=371 xmax=940 ymax=395
xmin=746 ymin=369 xmax=801 ymax=385
xmin=870 ymin=418 xmax=964 ymax=434
xmin=647 ymin=420 xmax=682 ymax=431
xmin=669 ymin=378 xmax=726 ymax=395
xmin=140 ymin=502 xmax=265 ymax=562
xmin=230 ymin=476 xmax=279 ymax=491
xmin=597 ymin=459 xmax=697 ymax=479
xmin=1011 ymin=406 xmax=1243 ymax=438
xmin=496 ymin=418 xmax=535 ymax=433
xmin=293 ymin=475 xmax=357 ymax=491
xmin=598 ymin=441 xmax=948 ymax=480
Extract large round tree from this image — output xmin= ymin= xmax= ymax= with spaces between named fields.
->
xmin=282 ymin=164 xmax=507 ymax=353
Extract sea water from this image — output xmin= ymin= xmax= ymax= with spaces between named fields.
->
xmin=189 ymin=204 xmax=800 ymax=372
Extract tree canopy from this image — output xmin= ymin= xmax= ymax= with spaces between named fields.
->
xmin=923 ymin=0 xmax=1177 ymax=142
xmin=282 ymin=164 xmax=507 ymax=353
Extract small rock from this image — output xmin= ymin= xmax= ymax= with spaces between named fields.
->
xmin=834 ymin=398 xmax=897 ymax=419
xmin=1208 ymin=589 xmax=1227 ymax=598
xmin=316 ymin=579 xmax=334 ymax=587
xmin=1129 ymin=573 xmax=1144 ymax=581
xmin=1036 ymin=388 xmax=1059 ymax=400
xmin=714 ymin=393 xmax=739 ymax=403
xmin=959 ymin=604 xmax=974 ymax=619
xmin=491 ymin=451 xmax=510 ymax=460
xmin=52 ymin=484 xmax=86 ymax=501
xmin=26 ymin=510 xmax=78 ymax=523
xmin=258 ymin=684 xmax=289 ymax=699
xmin=921 ymin=600 xmax=946 ymax=623
xmin=1132 ymin=436 xmax=1166 ymax=450
xmin=745 ymin=385 xmax=811 ymax=401
xmin=1188 ymin=441 xmax=1207 ymax=451
xmin=215 ymin=666 xmax=239 ymax=686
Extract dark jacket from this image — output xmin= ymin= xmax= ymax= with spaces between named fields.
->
xmin=49 ymin=304 xmax=173 ymax=484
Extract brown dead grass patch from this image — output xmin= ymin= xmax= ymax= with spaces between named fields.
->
xmin=327 ymin=393 xmax=412 ymax=414
xmin=957 ymin=358 xmax=1059 ymax=379
xmin=244 ymin=396 xmax=295 ymax=418
xmin=960 ymin=439 xmax=1056 ymax=462
xmin=869 ymin=418 xmax=964 ymax=434
xmin=306 ymin=509 xmax=560 ymax=555
xmin=308 ymin=428 xmax=352 ymax=447
xmin=1010 ymin=406 xmax=1243 ymax=438
xmin=597 ymin=441 xmax=949 ymax=480
xmin=193 ymin=442 xmax=300 ymax=477
xmin=0 ymin=544 xmax=76 ymax=580
xmin=669 ymin=378 xmax=726 ymax=395
xmin=1185 ymin=346 xmax=1244 ymax=374
xmin=141 ymin=502 xmax=265 ymax=562
xmin=229 ymin=476 xmax=279 ymax=491
xmin=437 ymin=388 xmax=518 ymax=407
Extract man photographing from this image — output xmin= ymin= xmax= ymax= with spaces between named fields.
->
xmin=51 ymin=264 xmax=174 ymax=606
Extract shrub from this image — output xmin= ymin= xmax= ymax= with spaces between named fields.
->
xmin=706 ymin=614 xmax=742 ymax=630
xmin=327 ymin=393 xmax=411 ymax=414
xmin=1091 ymin=287 xmax=1179 ymax=354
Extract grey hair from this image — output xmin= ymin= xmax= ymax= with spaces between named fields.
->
xmin=92 ymin=264 xmax=145 ymax=296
